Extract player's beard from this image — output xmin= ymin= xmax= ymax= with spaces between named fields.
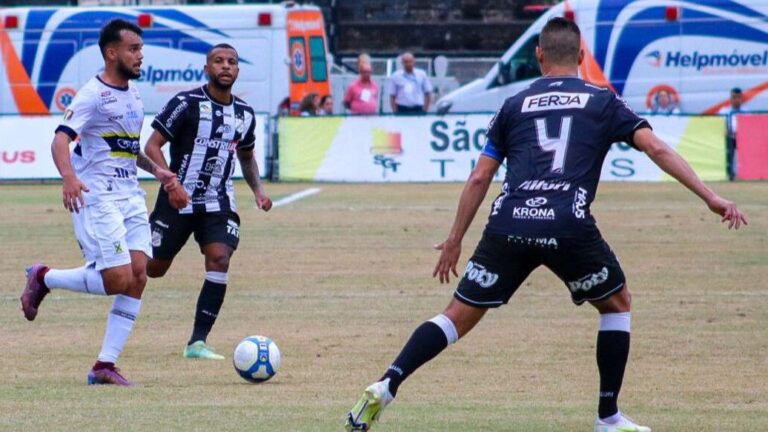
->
xmin=210 ymin=74 xmax=235 ymax=92
xmin=117 ymin=58 xmax=141 ymax=80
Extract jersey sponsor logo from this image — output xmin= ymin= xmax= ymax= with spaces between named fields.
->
xmin=203 ymin=156 xmax=227 ymax=176
xmin=521 ymin=92 xmax=591 ymax=113
xmin=102 ymin=133 xmax=140 ymax=157
xmin=226 ymin=219 xmax=240 ymax=238
xmin=568 ymin=267 xmax=609 ymax=293
xmin=195 ymin=137 xmax=237 ymax=152
xmin=573 ymin=187 xmax=588 ymax=219
xmin=525 ymin=197 xmax=548 ymax=207
xmin=508 ymin=236 xmax=559 ymax=249
xmin=184 ymin=179 xmax=207 ymax=191
xmin=464 ymin=261 xmax=499 ymax=288
xmin=216 ymin=124 xmax=233 ymax=135
xmin=512 ymin=206 xmax=555 ymax=220
xmin=491 ymin=182 xmax=509 ymax=216
xmin=517 ymin=180 xmax=571 ymax=191
xmin=99 ymin=96 xmax=118 ymax=106
xmin=165 ymin=100 xmax=188 ymax=128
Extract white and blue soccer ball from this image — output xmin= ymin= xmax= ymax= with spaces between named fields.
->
xmin=233 ymin=335 xmax=281 ymax=383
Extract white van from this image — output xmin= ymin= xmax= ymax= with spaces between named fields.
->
xmin=436 ymin=0 xmax=768 ymax=114
xmin=0 ymin=3 xmax=330 ymax=115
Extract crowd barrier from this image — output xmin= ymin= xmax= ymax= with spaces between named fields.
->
xmin=0 ymin=113 xmax=269 ymax=180
xmin=278 ymin=114 xmax=729 ymax=182
xmin=2 ymin=112 xmax=765 ymax=182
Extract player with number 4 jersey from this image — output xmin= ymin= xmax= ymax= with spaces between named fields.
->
xmin=346 ymin=17 xmax=747 ymax=432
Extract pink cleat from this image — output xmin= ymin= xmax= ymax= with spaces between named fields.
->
xmin=87 ymin=365 xmax=134 ymax=386
xmin=20 ymin=263 xmax=50 ymax=321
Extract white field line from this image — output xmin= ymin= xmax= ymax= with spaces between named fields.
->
xmin=269 ymin=187 xmax=322 ymax=208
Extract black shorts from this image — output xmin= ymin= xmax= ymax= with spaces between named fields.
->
xmin=149 ymin=204 xmax=241 ymax=260
xmin=455 ymin=231 xmax=626 ymax=308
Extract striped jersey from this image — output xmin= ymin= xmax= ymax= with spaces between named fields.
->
xmin=55 ymin=76 xmax=145 ymax=204
xmin=152 ymin=85 xmax=257 ymax=214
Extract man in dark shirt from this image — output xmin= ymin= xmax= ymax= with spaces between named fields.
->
xmin=346 ymin=18 xmax=747 ymax=432
xmin=144 ymin=43 xmax=272 ymax=360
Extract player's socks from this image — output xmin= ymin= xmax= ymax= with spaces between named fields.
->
xmin=44 ymin=265 xmax=107 ymax=295
xmin=596 ymin=312 xmax=631 ymax=419
xmin=380 ymin=314 xmax=458 ymax=396
xmin=98 ymin=294 xmax=142 ymax=363
xmin=188 ymin=272 xmax=227 ymax=345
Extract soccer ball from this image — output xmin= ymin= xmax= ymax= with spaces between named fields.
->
xmin=233 ymin=335 xmax=281 ymax=383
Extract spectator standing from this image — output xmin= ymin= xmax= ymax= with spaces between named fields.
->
xmin=344 ymin=63 xmax=379 ymax=115
xmin=299 ymin=92 xmax=320 ymax=116
xmin=719 ymin=87 xmax=744 ymax=180
xmin=650 ymin=90 xmax=680 ymax=115
xmin=319 ymin=95 xmax=334 ymax=115
xmin=388 ymin=52 xmax=433 ymax=114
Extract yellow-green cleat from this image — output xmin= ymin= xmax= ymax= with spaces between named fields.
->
xmin=345 ymin=378 xmax=394 ymax=431
xmin=183 ymin=341 xmax=225 ymax=360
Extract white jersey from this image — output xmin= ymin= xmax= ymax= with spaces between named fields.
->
xmin=56 ymin=76 xmax=145 ymax=204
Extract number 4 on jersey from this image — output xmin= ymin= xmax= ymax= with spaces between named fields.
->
xmin=535 ymin=116 xmax=572 ymax=173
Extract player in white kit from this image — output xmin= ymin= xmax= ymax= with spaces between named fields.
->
xmin=20 ymin=19 xmax=187 ymax=386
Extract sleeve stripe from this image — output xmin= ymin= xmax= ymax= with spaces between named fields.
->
xmin=55 ymin=125 xmax=78 ymax=141
xmin=481 ymin=139 xmax=504 ymax=162
xmin=151 ymin=118 xmax=175 ymax=140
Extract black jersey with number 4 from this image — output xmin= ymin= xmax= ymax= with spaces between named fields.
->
xmin=482 ymin=76 xmax=650 ymax=238
xmin=152 ymin=85 xmax=257 ymax=214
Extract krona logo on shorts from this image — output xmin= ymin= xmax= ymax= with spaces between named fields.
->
xmin=518 ymin=180 xmax=571 ymax=191
xmin=521 ymin=92 xmax=590 ymax=113
xmin=568 ymin=267 xmax=609 ymax=293
xmin=464 ymin=261 xmax=499 ymax=288
xmin=512 ymin=207 xmax=555 ymax=220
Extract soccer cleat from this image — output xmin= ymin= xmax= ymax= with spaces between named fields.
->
xmin=183 ymin=341 xmax=225 ymax=360
xmin=345 ymin=378 xmax=395 ymax=431
xmin=594 ymin=413 xmax=651 ymax=432
xmin=20 ymin=263 xmax=50 ymax=321
xmin=87 ymin=366 xmax=134 ymax=386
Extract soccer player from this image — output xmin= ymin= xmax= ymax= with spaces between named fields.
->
xmin=144 ymin=43 xmax=272 ymax=360
xmin=20 ymin=19 xmax=184 ymax=386
xmin=346 ymin=18 xmax=748 ymax=432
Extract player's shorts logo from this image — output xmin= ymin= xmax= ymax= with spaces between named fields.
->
xmin=464 ymin=260 xmax=499 ymax=288
xmin=525 ymin=197 xmax=548 ymax=207
xmin=568 ymin=267 xmax=609 ymax=293
xmin=226 ymin=219 xmax=240 ymax=238
xmin=573 ymin=187 xmax=588 ymax=219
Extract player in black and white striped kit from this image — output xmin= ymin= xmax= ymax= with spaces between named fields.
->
xmin=144 ymin=43 xmax=272 ymax=360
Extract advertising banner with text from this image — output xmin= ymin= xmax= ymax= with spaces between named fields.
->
xmin=0 ymin=114 xmax=269 ymax=180
xmin=278 ymin=114 xmax=727 ymax=182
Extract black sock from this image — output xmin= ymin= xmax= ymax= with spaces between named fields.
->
xmin=189 ymin=279 xmax=226 ymax=345
xmin=381 ymin=321 xmax=448 ymax=397
xmin=596 ymin=330 xmax=630 ymax=419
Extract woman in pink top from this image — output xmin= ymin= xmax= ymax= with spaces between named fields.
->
xmin=344 ymin=63 xmax=379 ymax=114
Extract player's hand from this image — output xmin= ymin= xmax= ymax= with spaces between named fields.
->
xmin=706 ymin=195 xmax=748 ymax=230
xmin=433 ymin=238 xmax=461 ymax=284
xmin=61 ymin=174 xmax=89 ymax=213
xmin=165 ymin=182 xmax=190 ymax=209
xmin=256 ymin=192 xmax=272 ymax=212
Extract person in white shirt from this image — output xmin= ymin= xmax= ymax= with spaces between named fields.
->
xmin=388 ymin=52 xmax=433 ymax=114
xmin=20 ymin=19 xmax=185 ymax=386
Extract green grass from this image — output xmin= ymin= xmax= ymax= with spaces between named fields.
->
xmin=1 ymin=181 xmax=766 ymax=431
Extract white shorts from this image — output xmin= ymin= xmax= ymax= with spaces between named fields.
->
xmin=72 ymin=194 xmax=152 ymax=270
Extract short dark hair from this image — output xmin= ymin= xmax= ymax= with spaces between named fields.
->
xmin=99 ymin=19 xmax=142 ymax=59
xmin=538 ymin=17 xmax=581 ymax=65
xmin=731 ymin=87 xmax=742 ymax=95
xmin=207 ymin=43 xmax=238 ymax=61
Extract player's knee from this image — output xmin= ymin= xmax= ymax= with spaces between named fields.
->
xmin=103 ymin=275 xmax=131 ymax=295
xmin=146 ymin=260 xmax=169 ymax=278
xmin=206 ymin=253 xmax=231 ymax=271
xmin=132 ymin=270 xmax=147 ymax=290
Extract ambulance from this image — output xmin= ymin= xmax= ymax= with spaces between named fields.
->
xmin=0 ymin=3 xmax=330 ymax=115
xmin=435 ymin=0 xmax=768 ymax=114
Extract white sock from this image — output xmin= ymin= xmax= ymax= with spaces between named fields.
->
xmin=44 ymin=266 xmax=106 ymax=295
xmin=599 ymin=312 xmax=631 ymax=332
xmin=98 ymin=295 xmax=142 ymax=363
xmin=428 ymin=313 xmax=459 ymax=345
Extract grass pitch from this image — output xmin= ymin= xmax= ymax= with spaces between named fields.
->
xmin=0 ymin=181 xmax=766 ymax=431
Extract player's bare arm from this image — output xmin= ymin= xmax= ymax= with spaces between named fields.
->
xmin=433 ymin=155 xmax=500 ymax=283
xmin=237 ymin=147 xmax=272 ymax=211
xmin=51 ymin=130 xmax=90 ymax=213
xmin=633 ymin=127 xmax=748 ymax=229
xmin=143 ymin=130 xmax=189 ymax=209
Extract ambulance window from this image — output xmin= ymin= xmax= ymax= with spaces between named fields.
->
xmin=490 ymin=33 xmax=541 ymax=88
xmin=289 ymin=36 xmax=308 ymax=83
xmin=309 ymin=36 xmax=327 ymax=82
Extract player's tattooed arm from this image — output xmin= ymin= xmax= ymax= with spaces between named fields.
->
xmin=238 ymin=148 xmax=272 ymax=211
xmin=137 ymin=151 xmax=160 ymax=176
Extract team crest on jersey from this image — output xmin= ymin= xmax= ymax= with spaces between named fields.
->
xmin=63 ymin=109 xmax=74 ymax=121
xmin=522 ymin=92 xmax=591 ymax=112
xmin=200 ymin=102 xmax=213 ymax=120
